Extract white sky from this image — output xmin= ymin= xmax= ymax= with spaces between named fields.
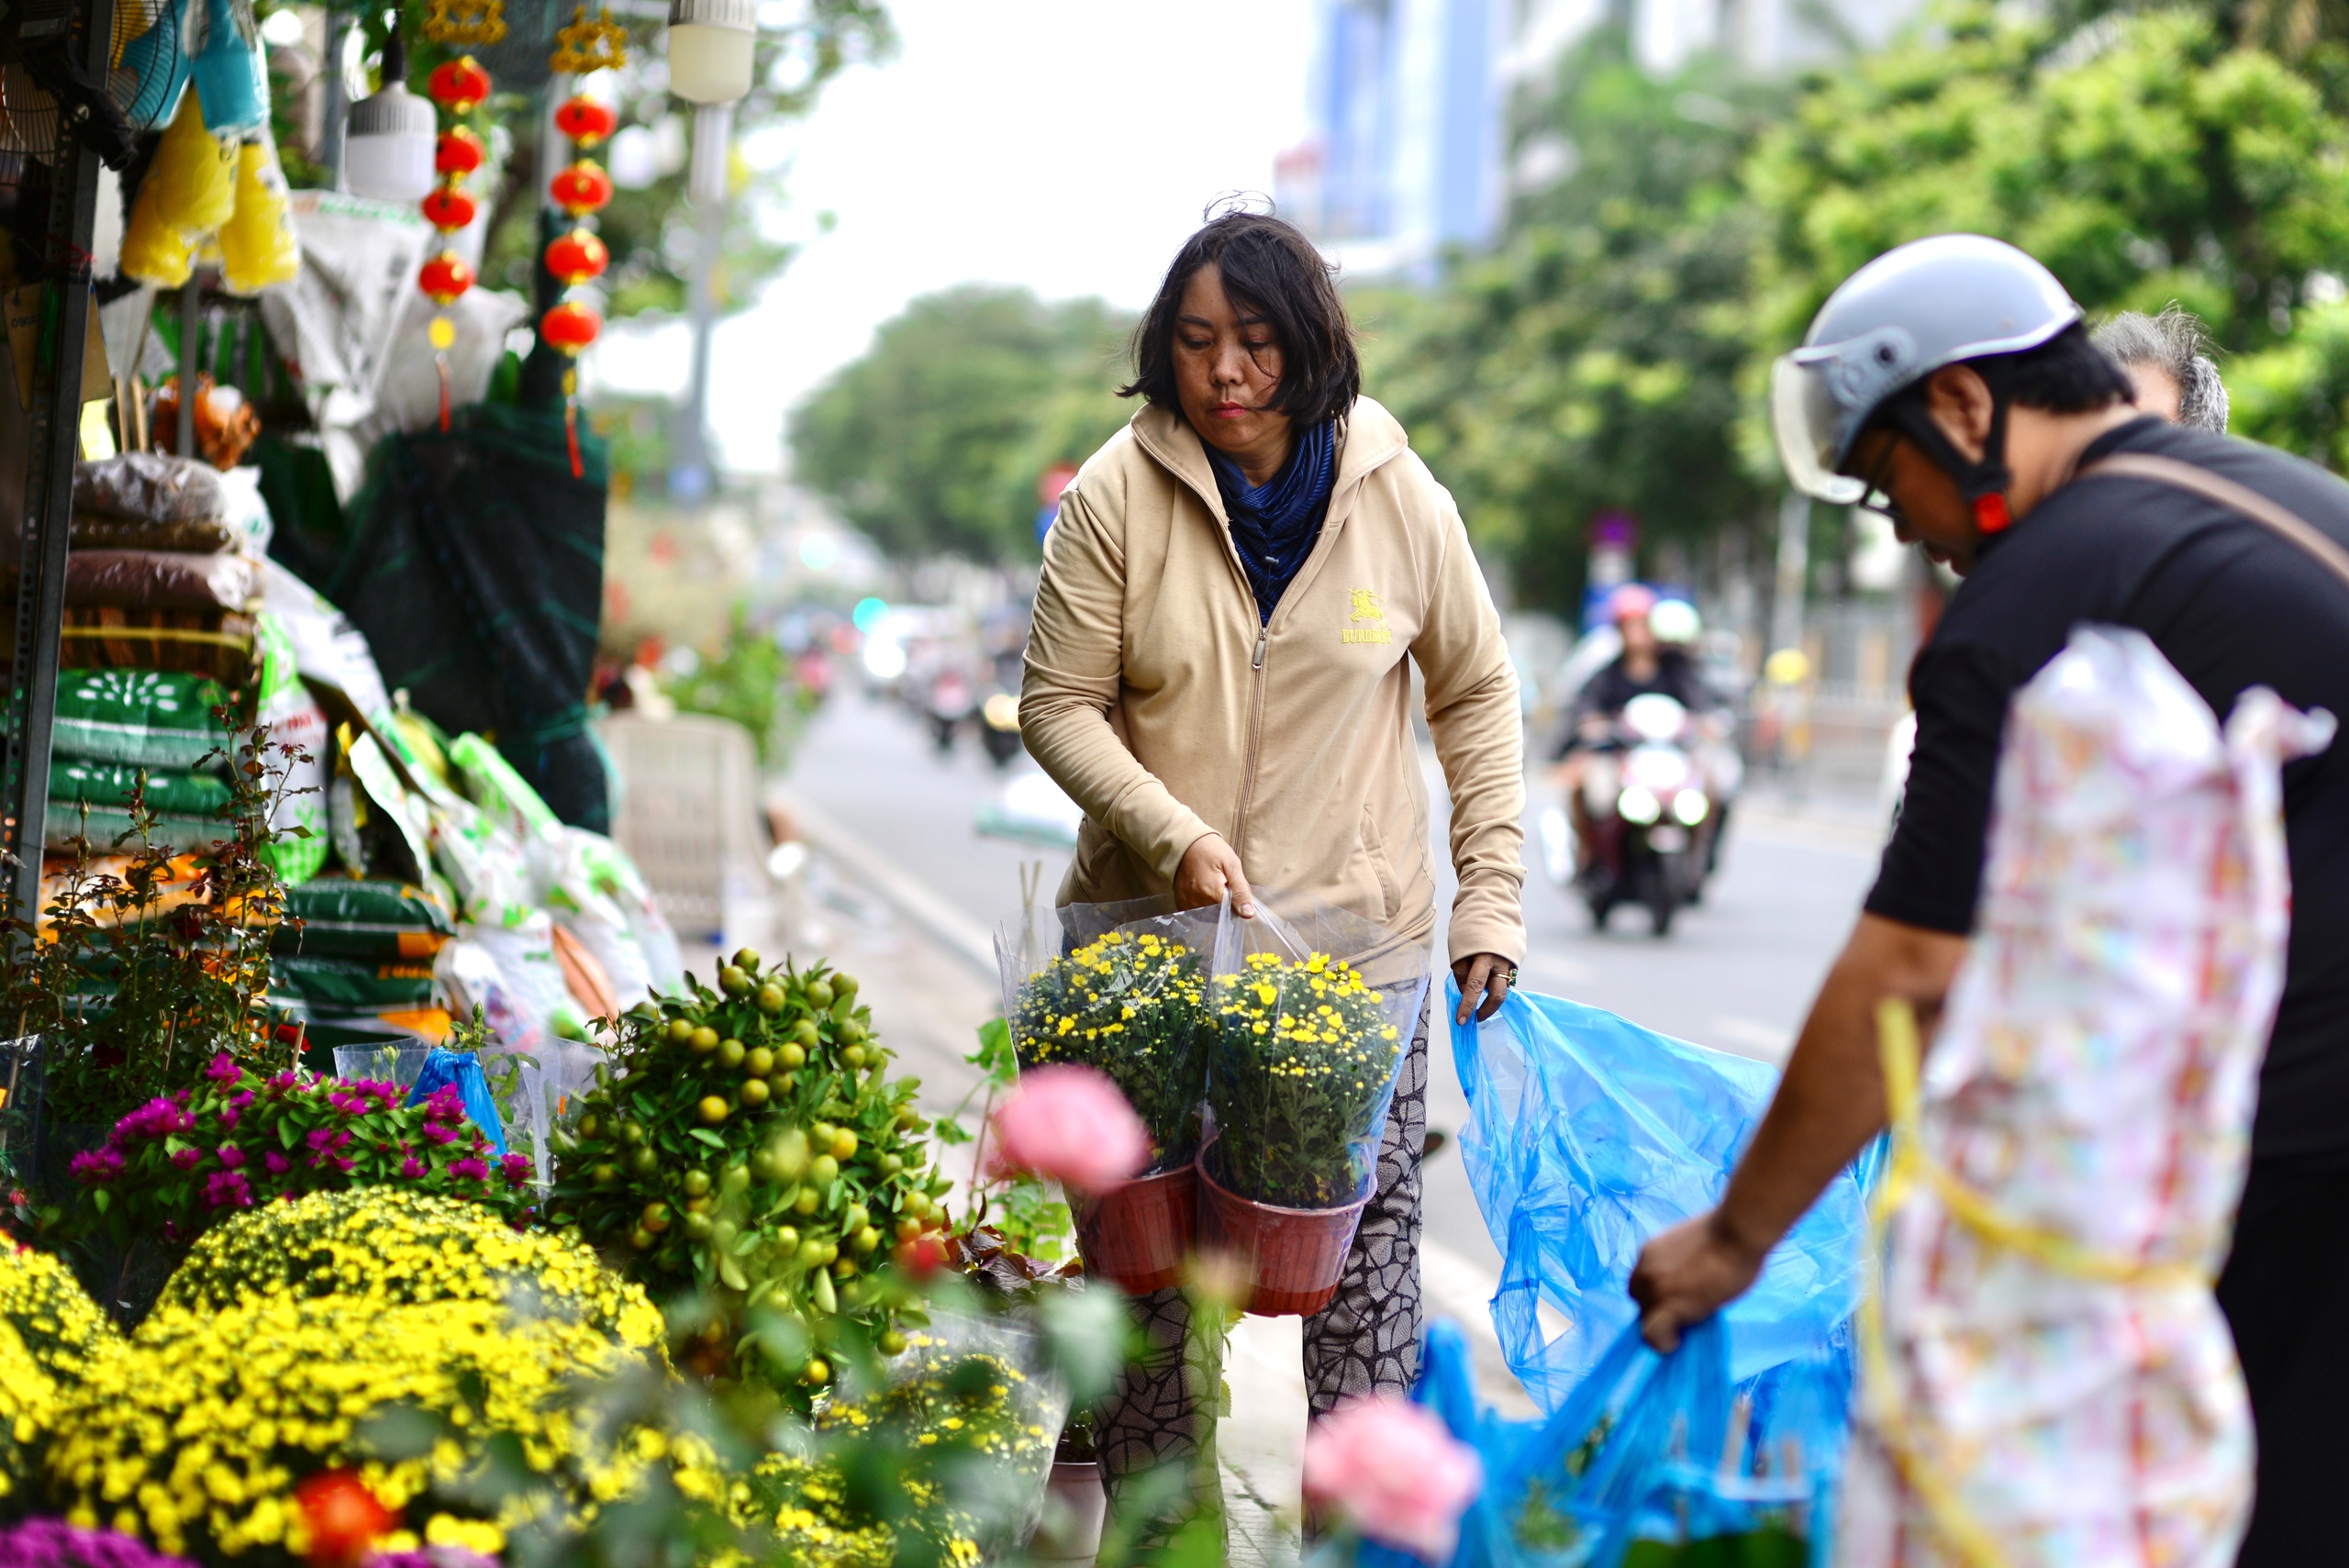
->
xmin=588 ymin=0 xmax=1319 ymax=476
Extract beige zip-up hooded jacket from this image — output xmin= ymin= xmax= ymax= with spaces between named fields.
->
xmin=1020 ymin=396 xmax=1526 ymax=966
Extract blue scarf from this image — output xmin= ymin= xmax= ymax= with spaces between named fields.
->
xmin=1206 ymin=419 xmax=1337 ymax=624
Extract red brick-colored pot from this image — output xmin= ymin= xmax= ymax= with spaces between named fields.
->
xmin=1074 ymin=1162 xmax=1199 ymax=1293
xmin=1194 ymin=1138 xmax=1372 ymax=1317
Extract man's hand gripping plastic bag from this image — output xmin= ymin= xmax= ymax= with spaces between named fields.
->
xmin=1452 ymin=985 xmax=1876 ymax=1401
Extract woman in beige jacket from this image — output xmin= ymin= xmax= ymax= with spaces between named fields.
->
xmin=1021 ymin=210 xmax=1528 ymax=1535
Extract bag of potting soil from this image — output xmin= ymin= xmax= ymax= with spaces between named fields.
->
xmin=43 ymin=804 xmax=224 ymax=853
xmin=276 ymin=877 xmax=454 ymax=961
xmin=995 ymin=895 xmax=1219 ymax=1172
xmin=435 ymin=913 xmax=581 ymax=1051
xmin=70 ymin=515 xmax=239 ymax=553
xmin=49 ymin=757 xmax=231 ymax=817
xmin=425 ymin=793 xmax=537 ymax=929
xmin=559 ymin=828 xmax=682 ymax=993
xmin=449 ymin=730 xmax=563 ymax=844
xmin=61 ymin=549 xmax=258 ymax=612
xmin=74 ymin=451 xmax=228 ymax=525
xmin=51 ymin=668 xmax=235 ymax=769
xmin=270 ymin=952 xmax=439 ymax=1011
xmin=1204 ymin=893 xmax=1432 ymax=1210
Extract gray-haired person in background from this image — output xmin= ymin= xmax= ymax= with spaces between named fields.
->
xmin=2095 ymin=305 xmax=2230 ymax=432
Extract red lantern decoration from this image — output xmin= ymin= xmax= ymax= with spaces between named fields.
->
xmin=544 ymin=227 xmax=608 ymax=286
xmin=419 ymin=185 xmax=477 ymax=232
xmin=435 ymin=127 xmax=485 ymax=175
xmin=540 ymin=300 xmax=602 ymax=354
xmin=426 ymin=55 xmax=492 ymax=113
xmin=547 ymin=160 xmax=613 ymax=217
xmin=553 ymin=95 xmax=616 ymax=148
xmin=418 ymin=250 xmax=475 ymax=306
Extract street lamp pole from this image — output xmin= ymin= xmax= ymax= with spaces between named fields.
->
xmin=673 ymin=102 xmax=730 ymax=504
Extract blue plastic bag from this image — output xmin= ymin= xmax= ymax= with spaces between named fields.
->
xmin=1346 ymin=1318 xmax=1849 ymax=1568
xmin=406 ymin=1046 xmax=508 ymax=1156
xmin=1451 ymin=984 xmax=1878 ymax=1405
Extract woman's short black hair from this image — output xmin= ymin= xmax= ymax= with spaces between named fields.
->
xmin=1120 ymin=210 xmax=1362 ymax=429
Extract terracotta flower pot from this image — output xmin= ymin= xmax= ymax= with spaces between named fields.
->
xmin=1031 ymin=1459 xmax=1107 ymax=1562
xmin=1195 ymin=1137 xmax=1371 ymax=1317
xmin=1074 ymin=1162 xmax=1198 ymax=1293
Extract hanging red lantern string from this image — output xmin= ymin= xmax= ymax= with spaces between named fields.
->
xmin=543 ymin=90 xmax=615 ymax=478
xmin=417 ymin=50 xmax=492 ymax=432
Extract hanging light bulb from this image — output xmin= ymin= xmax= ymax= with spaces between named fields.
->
xmin=665 ymin=0 xmax=756 ymax=106
xmin=344 ymin=24 xmax=436 ymax=202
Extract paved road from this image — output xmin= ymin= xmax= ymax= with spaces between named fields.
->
xmin=777 ymin=690 xmax=1886 ymax=1413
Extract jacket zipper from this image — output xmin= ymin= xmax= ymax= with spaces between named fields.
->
xmin=1232 ymin=626 xmax=1271 ymax=851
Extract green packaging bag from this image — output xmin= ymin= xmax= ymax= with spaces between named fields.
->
xmin=277 ymin=878 xmax=456 ymax=962
xmin=43 ymin=804 xmax=225 ymax=853
xmin=52 ymin=668 xmax=235 ymax=769
xmin=269 ymin=952 xmax=438 ymax=1011
xmin=50 ymin=757 xmax=232 ymax=817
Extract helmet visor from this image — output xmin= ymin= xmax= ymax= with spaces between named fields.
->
xmin=1770 ymin=354 xmax=1867 ymax=505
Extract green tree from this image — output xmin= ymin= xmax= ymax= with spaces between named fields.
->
xmin=1749 ymin=6 xmax=2349 ymax=353
xmin=1355 ymin=32 xmax=1786 ymax=616
xmin=791 ymin=286 xmax=1135 ymax=562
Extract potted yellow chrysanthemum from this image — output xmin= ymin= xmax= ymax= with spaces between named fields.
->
xmin=996 ymin=901 xmax=1216 ymax=1291
xmin=1197 ymin=900 xmax=1428 ymax=1315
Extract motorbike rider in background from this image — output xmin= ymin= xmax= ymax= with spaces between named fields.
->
xmin=1553 ymin=584 xmax=1720 ymax=880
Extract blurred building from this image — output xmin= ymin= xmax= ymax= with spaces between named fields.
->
xmin=1278 ymin=0 xmax=1920 ymax=277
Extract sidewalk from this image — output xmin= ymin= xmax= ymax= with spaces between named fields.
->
xmin=776 ymin=788 xmax=1537 ymax=1566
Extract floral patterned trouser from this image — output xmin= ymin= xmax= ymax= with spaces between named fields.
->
xmin=1093 ymin=1017 xmax=1430 ymax=1546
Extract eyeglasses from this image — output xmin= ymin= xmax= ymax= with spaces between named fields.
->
xmin=1842 ymin=435 xmax=1909 ymax=531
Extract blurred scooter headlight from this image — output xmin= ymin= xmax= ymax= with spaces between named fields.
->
xmin=1672 ymin=790 xmax=1709 ymax=827
xmin=1618 ymin=785 xmax=1662 ymax=826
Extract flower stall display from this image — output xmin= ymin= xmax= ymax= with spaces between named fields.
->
xmin=1201 ymin=896 xmax=1430 ymax=1315
xmin=67 ymin=1054 xmax=531 ymax=1251
xmin=44 ymin=1191 xmax=666 ymax=1563
xmin=993 ymin=900 xmax=1215 ymax=1291
xmin=150 ymin=1189 xmax=660 ymax=1351
xmin=0 ymin=1247 xmax=117 ymax=1394
xmin=549 ymin=951 xmax=949 ymax=1394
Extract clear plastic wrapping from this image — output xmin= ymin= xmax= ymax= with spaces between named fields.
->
xmin=995 ymin=895 xmax=1217 ymax=1172
xmin=1203 ymin=893 xmax=1431 ymax=1209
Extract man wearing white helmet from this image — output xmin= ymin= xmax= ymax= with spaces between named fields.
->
xmin=1630 ymin=234 xmax=2349 ymax=1564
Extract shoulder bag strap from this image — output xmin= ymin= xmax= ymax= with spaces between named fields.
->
xmin=2076 ymin=451 xmax=2349 ymax=596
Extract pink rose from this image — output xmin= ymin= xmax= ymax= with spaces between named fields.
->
xmin=1302 ymin=1393 xmax=1483 ymax=1562
xmin=985 ymin=1064 xmax=1150 ymax=1194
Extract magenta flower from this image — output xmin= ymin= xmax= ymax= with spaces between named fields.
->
xmin=985 ymin=1064 xmax=1151 ymax=1194
xmin=68 ymin=1147 xmax=124 ymax=1183
xmin=399 ymin=1156 xmax=427 ymax=1179
xmin=420 ymin=1121 xmax=460 ymax=1146
xmin=169 ymin=1147 xmax=202 ymax=1172
xmin=114 ymin=1097 xmax=195 ymax=1142
xmin=218 ymin=1106 xmax=240 ymax=1129
xmin=263 ymin=1151 xmax=291 ymax=1175
xmin=201 ymin=1170 xmax=253 ymax=1209
xmin=203 ymin=1052 xmax=240 ymax=1084
xmin=306 ymin=1128 xmax=351 ymax=1155
xmin=500 ymin=1152 xmax=533 ymax=1187
xmin=423 ymin=1084 xmax=467 ymax=1121
xmin=1302 ymin=1394 xmax=1483 ymax=1562
xmin=451 ymin=1156 xmax=489 ymax=1182
xmin=331 ymin=1156 xmax=355 ymax=1173
xmin=267 ymin=1071 xmax=299 ymax=1094
xmin=217 ymin=1144 xmax=245 ymax=1169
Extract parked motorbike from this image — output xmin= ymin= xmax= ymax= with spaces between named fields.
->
xmin=1557 ymin=693 xmax=1717 ymax=936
